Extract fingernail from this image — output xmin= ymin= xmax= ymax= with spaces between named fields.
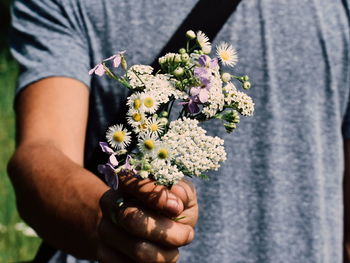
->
xmin=187 ymin=229 xmax=195 ymax=244
xmin=166 ymin=196 xmax=179 ymax=214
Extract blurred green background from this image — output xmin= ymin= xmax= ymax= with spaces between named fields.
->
xmin=0 ymin=0 xmax=42 ymax=261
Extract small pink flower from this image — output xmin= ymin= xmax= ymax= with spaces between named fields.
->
xmin=89 ymin=51 xmax=126 ymax=76
xmin=89 ymin=63 xmax=105 ymax=76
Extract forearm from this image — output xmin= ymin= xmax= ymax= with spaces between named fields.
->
xmin=8 ymin=140 xmax=109 ymax=259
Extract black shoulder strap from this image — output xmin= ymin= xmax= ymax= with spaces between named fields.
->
xmin=151 ymin=0 xmax=243 ymax=70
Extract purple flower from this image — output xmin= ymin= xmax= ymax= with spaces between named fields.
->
xmin=99 ymin=142 xmax=119 ymax=167
xmin=194 ymin=67 xmax=211 ymax=85
xmin=98 ymin=142 xmax=119 ymax=190
xmin=89 ymin=51 xmax=126 ymax=76
xmin=190 ymin=86 xmax=209 ymax=103
xmin=124 ymin=155 xmax=133 ymax=170
xmin=179 ymin=96 xmax=200 ymax=114
xmin=198 ymin=55 xmax=219 ymax=69
xmin=98 ymin=163 xmax=118 ymax=190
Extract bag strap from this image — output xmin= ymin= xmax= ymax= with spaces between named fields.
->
xmin=151 ymin=0 xmax=243 ymax=70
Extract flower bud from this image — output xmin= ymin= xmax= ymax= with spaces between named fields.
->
xmin=181 ymin=53 xmax=190 ymax=62
xmin=175 ymin=80 xmax=182 ymax=89
xmin=139 ymin=170 xmax=149 ymax=179
xmin=243 ymin=75 xmax=249 ymax=81
xmin=159 ymin=57 xmax=166 ymax=65
xmin=175 ymin=54 xmax=182 ymax=63
xmin=232 ymin=113 xmax=240 ymax=124
xmin=120 ymin=56 xmax=127 ymax=71
xmin=221 ymin=73 xmax=231 ymax=83
xmin=186 ymin=30 xmax=196 ymax=40
xmin=179 ymin=48 xmax=186 ymax=54
xmin=160 ymin=111 xmax=169 ymax=118
xmin=159 ymin=117 xmax=168 ymax=125
xmin=173 ymin=67 xmax=184 ymax=77
xmin=243 ymin=81 xmax=251 ymax=90
xmin=224 ymin=122 xmax=237 ymax=133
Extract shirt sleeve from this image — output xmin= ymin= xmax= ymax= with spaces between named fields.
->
xmin=9 ymin=0 xmax=91 ymax=95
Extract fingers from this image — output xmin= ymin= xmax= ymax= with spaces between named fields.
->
xmin=119 ymin=175 xmax=184 ymax=217
xmin=98 ymin=245 xmax=137 ymax=263
xmin=170 ymin=179 xmax=199 ymax=227
xmin=99 ymin=218 xmax=180 ymax=263
xmin=117 ymin=204 xmax=194 ymax=247
xmin=100 ymin=189 xmax=194 ymax=246
xmin=171 ymin=179 xmax=197 ymax=209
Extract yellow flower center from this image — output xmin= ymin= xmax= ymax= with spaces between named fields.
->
xmin=133 ymin=99 xmax=142 ymax=110
xmin=150 ymin=123 xmax=158 ymax=132
xmin=158 ymin=148 xmax=169 ymax=159
xmin=132 ymin=112 xmax=142 ymax=122
xmin=220 ymin=51 xmax=230 ymax=61
xmin=143 ymin=97 xmax=155 ymax=108
xmin=113 ymin=131 xmax=125 ymax=142
xmin=144 ymin=139 xmax=155 ymax=150
xmin=139 ymin=122 xmax=148 ymax=130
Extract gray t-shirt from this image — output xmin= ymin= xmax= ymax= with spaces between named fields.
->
xmin=10 ymin=0 xmax=350 ymax=262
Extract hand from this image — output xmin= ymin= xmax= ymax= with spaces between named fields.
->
xmin=97 ymin=176 xmax=198 ymax=263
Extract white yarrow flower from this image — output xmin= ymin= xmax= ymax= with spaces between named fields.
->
xmin=202 ymin=70 xmax=225 ymax=118
xmin=223 ymin=82 xmax=255 ymax=116
xmin=151 ymin=159 xmax=184 ymax=186
xmin=106 ymin=124 xmax=132 ymax=150
xmin=162 ymin=118 xmax=226 ymax=176
xmin=127 ymin=65 xmax=154 ymax=89
xmin=216 ymin=42 xmax=238 ymax=67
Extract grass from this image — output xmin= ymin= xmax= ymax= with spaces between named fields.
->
xmin=0 ymin=49 xmax=42 ymax=262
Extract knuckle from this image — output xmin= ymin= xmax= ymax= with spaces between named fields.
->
xmin=134 ymin=241 xmax=179 ymax=263
xmin=134 ymin=241 xmax=156 ymax=263
xmin=146 ymin=187 xmax=168 ymax=209
xmin=119 ymin=207 xmax=141 ymax=226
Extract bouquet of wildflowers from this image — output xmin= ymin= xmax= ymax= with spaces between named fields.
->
xmin=90 ymin=30 xmax=254 ymax=189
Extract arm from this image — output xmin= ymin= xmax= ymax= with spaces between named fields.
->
xmin=8 ymin=77 xmax=198 ymax=262
xmin=344 ymin=140 xmax=350 ymax=262
xmin=8 ymin=77 xmax=107 ymax=258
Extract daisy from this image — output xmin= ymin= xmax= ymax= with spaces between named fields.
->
xmin=134 ymin=120 xmax=149 ymax=134
xmin=216 ymin=42 xmax=238 ymax=67
xmin=106 ymin=124 xmax=132 ymax=150
xmin=138 ymin=132 xmax=158 ymax=155
xmin=154 ymin=143 xmax=173 ymax=161
xmin=127 ymin=110 xmax=145 ymax=127
xmin=141 ymin=92 xmax=159 ymax=114
xmin=147 ymin=116 xmax=165 ymax=136
xmin=127 ymin=92 xmax=143 ymax=111
xmin=196 ymin=31 xmax=212 ymax=53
